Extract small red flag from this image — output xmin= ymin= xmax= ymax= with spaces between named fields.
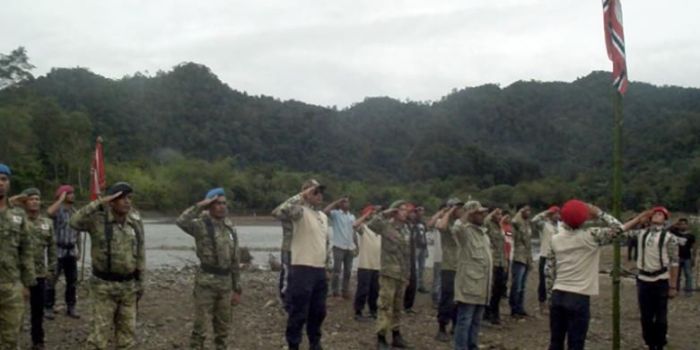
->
xmin=603 ymin=0 xmax=628 ymax=94
xmin=89 ymin=137 xmax=106 ymax=201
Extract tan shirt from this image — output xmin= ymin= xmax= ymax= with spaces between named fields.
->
xmin=357 ymin=224 xmax=381 ymax=270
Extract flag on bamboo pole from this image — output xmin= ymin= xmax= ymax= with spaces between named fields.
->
xmin=89 ymin=136 xmax=105 ymax=200
xmin=603 ymin=0 xmax=628 ymax=94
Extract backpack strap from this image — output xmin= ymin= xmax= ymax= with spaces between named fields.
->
xmin=658 ymin=230 xmax=667 ymax=270
xmin=641 ymin=229 xmax=651 ymax=270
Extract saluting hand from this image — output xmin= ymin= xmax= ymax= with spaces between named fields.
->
xmin=231 ymin=292 xmax=241 ymax=306
xmin=196 ymin=196 xmax=219 ymax=208
xmin=100 ymin=191 xmax=123 ymax=204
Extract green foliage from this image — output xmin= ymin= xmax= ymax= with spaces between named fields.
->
xmin=1 ymin=48 xmax=699 ymax=213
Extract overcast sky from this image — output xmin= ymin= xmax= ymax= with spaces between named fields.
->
xmin=2 ymin=0 xmax=698 ymax=107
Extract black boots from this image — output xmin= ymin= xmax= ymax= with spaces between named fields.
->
xmin=391 ymin=330 xmax=412 ymax=349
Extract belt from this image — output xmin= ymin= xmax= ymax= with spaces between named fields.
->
xmin=639 ymin=267 xmax=668 ymax=277
xmin=200 ymin=264 xmax=231 ymax=276
xmin=93 ymin=270 xmax=137 ymax=282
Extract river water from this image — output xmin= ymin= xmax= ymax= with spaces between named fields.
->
xmin=81 ymin=219 xmax=540 ymax=269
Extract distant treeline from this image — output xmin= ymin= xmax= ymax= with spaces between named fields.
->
xmin=1 ymin=48 xmax=700 ymax=212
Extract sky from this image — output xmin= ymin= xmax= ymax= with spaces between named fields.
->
xmin=2 ymin=0 xmax=698 ymax=107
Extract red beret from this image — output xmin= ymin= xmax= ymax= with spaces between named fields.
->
xmin=548 ymin=206 xmax=560 ymax=213
xmin=651 ymin=206 xmax=670 ymax=219
xmin=361 ymin=205 xmax=376 ymax=217
xmin=561 ymin=200 xmax=589 ymax=229
xmin=55 ymin=185 xmax=75 ymax=199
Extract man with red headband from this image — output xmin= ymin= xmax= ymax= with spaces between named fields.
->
xmin=46 ymin=184 xmax=82 ymax=319
xmin=624 ymin=206 xmax=679 ymax=350
xmin=546 ymin=200 xmax=639 ymax=350
xmin=352 ymin=205 xmax=382 ymax=321
xmin=532 ymin=206 xmax=560 ymax=314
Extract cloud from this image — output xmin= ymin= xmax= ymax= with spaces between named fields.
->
xmin=1 ymin=0 xmax=698 ymax=107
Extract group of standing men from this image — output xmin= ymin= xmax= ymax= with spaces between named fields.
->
xmin=272 ymin=178 xmax=694 ymax=350
xmin=2 ymin=163 xmax=694 ymax=350
xmin=0 ymin=164 xmax=83 ymax=350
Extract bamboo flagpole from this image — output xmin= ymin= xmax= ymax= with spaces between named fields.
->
xmin=602 ymin=1 xmax=628 ymax=349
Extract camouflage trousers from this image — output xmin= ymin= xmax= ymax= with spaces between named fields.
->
xmin=85 ymin=278 xmax=138 ymax=350
xmin=376 ymin=275 xmax=406 ymax=336
xmin=0 ymin=282 xmax=23 ymax=350
xmin=190 ymin=272 xmax=233 ymax=350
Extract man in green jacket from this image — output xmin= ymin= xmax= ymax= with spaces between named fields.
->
xmin=176 ymin=188 xmax=242 ymax=350
xmin=0 ymin=164 xmax=36 ymax=350
xmin=356 ymin=200 xmax=413 ymax=350
xmin=453 ymin=200 xmax=492 ymax=350
xmin=483 ymin=208 xmax=506 ymax=325
xmin=434 ymin=197 xmax=465 ymax=342
xmin=509 ymin=205 xmax=533 ymax=317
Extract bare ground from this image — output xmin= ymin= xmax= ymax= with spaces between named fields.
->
xmin=24 ymin=247 xmax=700 ymax=350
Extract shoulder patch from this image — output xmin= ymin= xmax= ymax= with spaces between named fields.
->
xmin=129 ymin=211 xmax=141 ymax=221
xmin=12 ymin=215 xmax=22 ymax=224
xmin=41 ymin=223 xmax=50 ymax=230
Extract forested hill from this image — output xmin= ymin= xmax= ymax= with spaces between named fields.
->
xmin=2 ymin=62 xmax=700 ymax=212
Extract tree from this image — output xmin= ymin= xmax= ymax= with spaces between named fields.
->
xmin=0 ymin=47 xmax=35 ymax=90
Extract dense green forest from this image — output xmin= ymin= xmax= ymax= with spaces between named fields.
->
xmin=2 ymin=47 xmax=700 ymax=213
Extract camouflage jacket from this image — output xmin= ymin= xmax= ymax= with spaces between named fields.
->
xmin=367 ymin=215 xmax=411 ymax=282
xmin=70 ymin=200 xmax=145 ymax=290
xmin=440 ymin=218 xmax=460 ymax=271
xmin=484 ymin=213 xmax=506 ymax=268
xmin=0 ymin=206 xmax=35 ymax=287
xmin=512 ymin=213 xmax=533 ymax=265
xmin=176 ymin=205 xmax=241 ymax=293
xmin=280 ymin=219 xmax=293 ymax=252
xmin=27 ymin=215 xmax=57 ymax=278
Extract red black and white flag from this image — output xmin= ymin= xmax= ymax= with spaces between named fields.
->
xmin=89 ymin=137 xmax=106 ymax=201
xmin=603 ymin=0 xmax=628 ymax=94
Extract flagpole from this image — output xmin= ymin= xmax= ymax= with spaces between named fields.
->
xmin=611 ymin=90 xmax=623 ymax=350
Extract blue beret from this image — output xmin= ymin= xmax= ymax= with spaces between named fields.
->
xmin=0 ymin=163 xmax=11 ymax=177
xmin=205 ymin=187 xmax=225 ymax=200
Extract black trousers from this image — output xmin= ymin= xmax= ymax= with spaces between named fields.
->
xmin=286 ymin=266 xmax=328 ymax=347
xmin=46 ymin=256 xmax=78 ymax=308
xmin=486 ymin=266 xmax=507 ymax=321
xmin=354 ymin=268 xmax=379 ymax=315
xmin=637 ymin=279 xmax=669 ymax=347
xmin=30 ymin=278 xmax=47 ymax=345
xmin=403 ymin=266 xmax=417 ymax=310
xmin=548 ymin=290 xmax=590 ymax=350
xmin=437 ymin=270 xmax=457 ymax=328
xmin=538 ymin=257 xmax=547 ymax=303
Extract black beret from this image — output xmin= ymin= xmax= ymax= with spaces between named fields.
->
xmin=106 ymin=182 xmax=133 ymax=197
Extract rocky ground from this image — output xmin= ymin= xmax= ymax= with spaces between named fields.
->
xmin=23 ymin=247 xmax=700 ymax=350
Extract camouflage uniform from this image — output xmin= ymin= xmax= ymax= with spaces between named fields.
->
xmin=176 ymin=206 xmax=241 ymax=350
xmin=279 ymin=219 xmax=292 ymax=310
xmin=0 ymin=206 xmax=35 ymax=350
xmin=27 ymin=214 xmax=56 ymax=346
xmin=27 ymin=215 xmax=57 ymax=279
xmin=70 ymin=200 xmax=145 ymax=350
xmin=366 ymin=214 xmax=411 ymax=337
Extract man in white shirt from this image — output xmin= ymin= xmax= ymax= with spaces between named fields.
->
xmin=546 ymin=200 xmax=639 ymax=350
xmin=272 ymin=179 xmax=330 ymax=350
xmin=625 ymin=206 xmax=679 ymax=350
